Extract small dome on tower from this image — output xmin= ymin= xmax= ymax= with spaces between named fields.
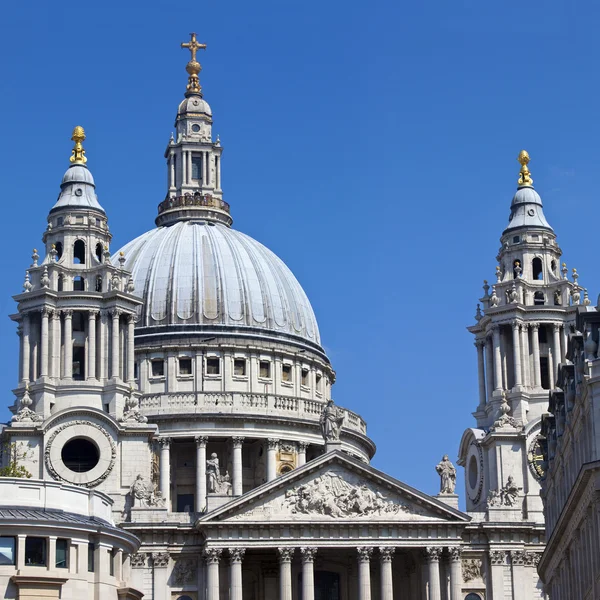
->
xmin=178 ymin=95 xmax=212 ymax=118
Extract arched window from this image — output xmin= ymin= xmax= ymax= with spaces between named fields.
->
xmin=74 ymin=240 xmax=86 ymax=264
xmin=534 ymin=292 xmax=545 ymax=305
xmin=73 ymin=276 xmax=85 ymax=291
xmin=95 ymin=276 xmax=103 ymax=292
xmin=57 ymin=274 xmax=63 ymax=292
xmin=95 ymin=242 xmax=103 ymax=263
xmin=177 ymin=596 xmax=194 ymax=600
xmin=532 ymin=257 xmax=543 ymax=280
xmin=551 ymin=259 xmax=557 ymax=275
xmin=465 ymin=594 xmax=483 ymax=600
xmin=55 ymin=242 xmax=63 ymax=260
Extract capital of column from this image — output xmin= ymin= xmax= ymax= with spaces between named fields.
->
xmin=195 ymin=435 xmax=208 ymax=448
xmin=297 ymin=441 xmax=309 ymax=451
xmin=277 ymin=547 xmax=295 ymax=563
xmin=489 ymin=550 xmax=506 ymax=566
xmin=448 ymin=546 xmax=463 ymax=562
xmin=110 ymin=308 xmax=121 ymax=318
xmin=268 ymin=438 xmax=280 ymax=450
xmin=511 ymin=320 xmax=521 ymax=330
xmin=379 ymin=547 xmax=395 ymax=562
xmin=88 ymin=309 xmax=99 ymax=318
xmin=424 ymin=547 xmax=442 ymax=562
xmin=300 ymin=547 xmax=317 ymax=563
xmin=229 ymin=548 xmax=245 ymax=564
xmin=158 ymin=437 xmax=171 ymax=449
xmin=553 ymin=323 xmax=561 ymax=333
xmin=530 ymin=322 xmax=539 ymax=332
xmin=232 ymin=436 xmax=245 ymax=448
xmin=204 ymin=547 xmax=223 ymax=564
xmin=100 ymin=309 xmax=110 ymax=321
xmin=357 ymin=547 xmax=373 ymax=563
xmin=474 ymin=339 xmax=485 ymax=349
xmin=127 ymin=313 xmax=137 ymax=324
xmin=63 ymin=309 xmax=73 ymax=319
xmin=40 ymin=306 xmax=51 ymax=318
xmin=510 ymin=550 xmax=526 ymax=566
xmin=152 ymin=552 xmax=170 ymax=568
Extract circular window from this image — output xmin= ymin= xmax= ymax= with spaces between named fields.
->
xmin=61 ymin=438 xmax=99 ymax=473
xmin=191 ymin=124 xmax=201 ymax=132
xmin=468 ymin=455 xmax=478 ymax=489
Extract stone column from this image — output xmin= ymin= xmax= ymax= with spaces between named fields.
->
xmin=169 ymin=152 xmax=175 ymax=189
xmin=195 ymin=436 xmax=208 ymax=512
xmin=298 ymin=442 xmax=308 ymax=467
xmin=300 ymin=547 xmax=317 ymax=600
xmin=531 ymin=323 xmax=541 ymax=388
xmin=159 ymin=438 xmax=171 ymax=509
xmin=278 ymin=548 xmax=294 ymax=600
xmin=492 ymin=325 xmax=502 ymax=391
xmin=87 ymin=310 xmax=97 ymax=380
xmin=512 ymin=321 xmax=522 ymax=388
xmin=127 ymin=314 xmax=136 ymax=382
xmin=217 ymin=156 xmax=221 ymax=189
xmin=425 ymin=547 xmax=442 ymax=600
xmin=182 ymin=150 xmax=187 ymax=185
xmin=553 ymin=323 xmax=562 ymax=373
xmin=521 ymin=323 xmax=530 ymax=387
xmin=475 ymin=339 xmax=486 ymax=408
xmin=63 ymin=310 xmax=73 ymax=379
xmin=205 ymin=151 xmax=210 ymax=186
xmin=485 ymin=337 xmax=494 ymax=401
xmin=379 ymin=547 xmax=395 ymax=600
xmin=51 ymin=310 xmax=60 ymax=378
xmin=98 ymin=310 xmax=108 ymax=380
xmin=448 ymin=547 xmax=462 ymax=600
xmin=40 ymin=307 xmax=50 ymax=378
xmin=229 ymin=548 xmax=245 ymax=600
xmin=187 ymin=151 xmax=193 ymax=185
xmin=548 ymin=347 xmax=554 ymax=390
xmin=111 ymin=309 xmax=121 ymax=380
xmin=489 ymin=550 xmax=506 ymax=600
xmin=205 ymin=548 xmax=222 ymax=600
xmin=267 ymin=438 xmax=279 ymax=481
xmin=22 ymin=313 xmax=30 ymax=382
xmin=357 ymin=547 xmax=373 ymax=600
xmin=232 ymin=437 xmax=244 ymax=496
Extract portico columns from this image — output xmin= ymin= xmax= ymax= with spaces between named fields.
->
xmin=232 ymin=437 xmax=244 ymax=496
xmin=267 ymin=438 xmax=279 ymax=481
xmin=21 ymin=313 xmax=30 ymax=382
xmin=531 ymin=323 xmax=541 ymax=388
xmin=357 ymin=547 xmax=373 ymax=600
xmin=379 ymin=547 xmax=395 ymax=600
xmin=298 ymin=442 xmax=308 ymax=467
xmin=229 ymin=548 xmax=245 ymax=600
xmin=278 ymin=548 xmax=294 ymax=600
xmin=512 ymin=321 xmax=522 ymax=388
xmin=204 ymin=548 xmax=222 ymax=600
xmin=492 ymin=326 xmax=502 ymax=391
xmin=63 ymin=310 xmax=73 ymax=379
xmin=195 ymin=436 xmax=207 ymax=512
xmin=300 ymin=547 xmax=317 ymax=600
xmin=425 ymin=547 xmax=442 ymax=600
xmin=448 ymin=547 xmax=462 ymax=600
xmin=87 ymin=310 xmax=97 ymax=380
xmin=159 ymin=437 xmax=171 ymax=508
xmin=111 ymin=309 xmax=121 ymax=380
xmin=475 ymin=339 xmax=486 ymax=408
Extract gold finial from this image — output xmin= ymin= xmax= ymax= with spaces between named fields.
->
xmin=181 ymin=33 xmax=207 ymax=95
xmin=70 ymin=126 xmax=87 ymax=165
xmin=517 ymin=150 xmax=533 ymax=187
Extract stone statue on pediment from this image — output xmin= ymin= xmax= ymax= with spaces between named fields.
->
xmin=320 ymin=400 xmax=344 ymax=442
xmin=435 ymin=455 xmax=456 ymax=494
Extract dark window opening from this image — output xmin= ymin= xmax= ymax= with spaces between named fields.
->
xmin=191 ymin=155 xmax=203 ymax=180
xmin=25 ymin=537 xmax=47 ymax=566
xmin=551 ymin=259 xmax=557 ymax=275
xmin=206 ymin=357 xmax=220 ymax=375
xmin=95 ymin=276 xmax=102 ymax=292
xmin=73 ymin=276 xmax=85 ymax=291
xmin=110 ymin=549 xmax=115 ymax=576
xmin=62 ymin=438 xmax=99 ymax=472
xmin=88 ymin=543 xmax=95 ymax=572
xmin=465 ymin=595 xmax=483 ymax=600
xmin=532 ymin=257 xmax=543 ymax=280
xmin=301 ymin=369 xmax=309 ymax=387
xmin=534 ymin=291 xmax=545 ymax=306
xmin=74 ymin=240 xmax=86 ymax=264
xmin=151 ymin=360 xmax=164 ymax=377
xmin=73 ymin=345 xmax=85 ymax=380
xmin=55 ymin=242 xmax=63 ymax=260
xmin=554 ymin=290 xmax=561 ymax=306
xmin=73 ymin=312 xmax=85 ymax=331
xmin=177 ymin=596 xmax=194 ymax=600
xmin=316 ymin=373 xmax=322 ymax=391
xmin=298 ymin=571 xmax=340 ymax=600
xmin=56 ymin=539 xmax=68 ymax=568
xmin=95 ymin=243 xmax=103 ymax=262
xmin=134 ymin=362 xmax=139 ymax=379
xmin=259 ymin=360 xmax=271 ymax=379
xmin=179 ymin=358 xmax=192 ymax=376
xmin=468 ymin=454 xmax=478 ymax=489
xmin=57 ymin=274 xmax=64 ymax=292
xmin=234 ymin=358 xmax=246 ymax=376
xmin=540 ymin=357 xmax=550 ymax=390
xmin=0 ymin=537 xmax=15 ymax=565
xmin=176 ymin=494 xmax=194 ymax=512
xmin=57 ymin=217 xmax=64 ymax=227
xmin=282 ymin=364 xmax=292 ymax=382
xmin=279 ymin=464 xmax=293 ymax=475
xmin=512 ymin=236 xmax=520 ymax=243
xmin=538 ymin=326 xmax=548 ymax=344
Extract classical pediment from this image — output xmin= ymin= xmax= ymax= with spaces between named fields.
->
xmin=198 ymin=451 xmax=469 ymax=524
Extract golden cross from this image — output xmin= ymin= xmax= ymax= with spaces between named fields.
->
xmin=181 ymin=33 xmax=206 ymax=62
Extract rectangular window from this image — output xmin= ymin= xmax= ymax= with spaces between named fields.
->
xmin=282 ymin=364 xmax=292 ymax=383
xmin=234 ymin=358 xmax=246 ymax=376
xmin=315 ymin=373 xmax=322 ymax=392
xmin=151 ymin=360 xmax=165 ymax=377
xmin=25 ymin=537 xmax=47 ymax=567
xmin=259 ymin=360 xmax=271 ymax=379
xmin=134 ymin=362 xmax=139 ymax=379
xmin=177 ymin=493 xmax=195 ymax=512
xmin=73 ymin=346 xmax=86 ymax=381
xmin=191 ymin=155 xmax=203 ymax=180
xmin=109 ymin=549 xmax=115 ymax=577
xmin=57 ymin=217 xmax=64 ymax=227
xmin=0 ymin=537 xmax=15 ymax=565
xmin=540 ymin=357 xmax=550 ymax=390
xmin=56 ymin=539 xmax=68 ymax=569
xmin=301 ymin=369 xmax=309 ymax=387
xmin=88 ymin=543 xmax=95 ymax=572
xmin=179 ymin=358 xmax=192 ymax=376
xmin=538 ymin=326 xmax=548 ymax=344
xmin=206 ymin=357 xmax=220 ymax=375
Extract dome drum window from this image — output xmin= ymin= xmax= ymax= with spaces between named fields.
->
xmin=259 ymin=360 xmax=271 ymax=379
xmin=301 ymin=368 xmax=310 ymax=388
xmin=179 ymin=357 xmax=193 ymax=376
xmin=282 ymin=364 xmax=293 ymax=384
xmin=151 ymin=360 xmax=165 ymax=378
xmin=206 ymin=357 xmax=221 ymax=376
xmin=233 ymin=358 xmax=246 ymax=377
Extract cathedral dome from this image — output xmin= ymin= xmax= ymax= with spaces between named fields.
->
xmin=115 ymin=220 xmax=321 ymax=346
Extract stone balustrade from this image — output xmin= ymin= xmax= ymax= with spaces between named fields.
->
xmin=139 ymin=392 xmax=367 ymax=435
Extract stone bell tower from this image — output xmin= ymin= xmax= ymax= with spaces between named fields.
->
xmin=458 ymin=151 xmax=585 ymax=524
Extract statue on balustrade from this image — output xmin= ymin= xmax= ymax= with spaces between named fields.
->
xmin=207 ymin=453 xmax=232 ymax=495
xmin=435 ymin=455 xmax=457 ymax=494
xmin=320 ymin=400 xmax=345 ymax=442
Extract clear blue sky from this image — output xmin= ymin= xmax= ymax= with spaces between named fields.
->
xmin=1 ymin=1 xmax=599 ymax=502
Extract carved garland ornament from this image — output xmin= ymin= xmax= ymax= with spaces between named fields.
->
xmin=45 ymin=420 xmax=117 ymax=488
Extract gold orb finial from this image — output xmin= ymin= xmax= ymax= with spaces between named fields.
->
xmin=181 ymin=33 xmax=207 ymax=95
xmin=517 ymin=149 xmax=533 ymax=187
xmin=70 ymin=126 xmax=87 ymax=165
